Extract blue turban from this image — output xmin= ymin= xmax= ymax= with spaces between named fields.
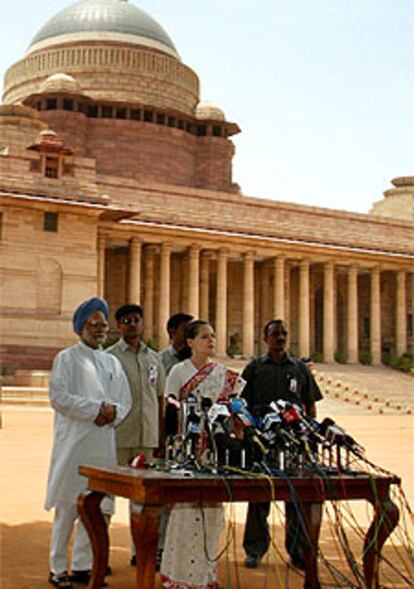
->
xmin=73 ymin=297 xmax=109 ymax=335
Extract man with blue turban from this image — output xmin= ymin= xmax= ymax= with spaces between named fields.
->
xmin=45 ymin=297 xmax=132 ymax=589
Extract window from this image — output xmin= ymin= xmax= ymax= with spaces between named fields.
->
xmin=116 ymin=108 xmax=126 ymax=119
xmin=131 ymin=109 xmax=141 ymax=121
xmin=144 ymin=110 xmax=153 ymax=123
xmin=44 ymin=156 xmax=59 ymax=179
xmin=156 ymin=113 xmax=165 ymax=125
xmin=43 ymin=212 xmax=58 ymax=233
xmin=168 ymin=116 xmax=176 ymax=127
xmin=63 ymin=98 xmax=74 ymax=111
xmin=408 ymin=313 xmax=413 ymax=337
xmin=101 ymin=105 xmax=113 ymax=118
xmin=197 ymin=125 xmax=207 ymax=136
xmin=46 ymin=98 xmax=57 ymax=110
xmin=88 ymin=105 xmax=98 ymax=118
xmin=363 ymin=317 xmax=370 ymax=338
xmin=213 ymin=125 xmax=222 ymax=137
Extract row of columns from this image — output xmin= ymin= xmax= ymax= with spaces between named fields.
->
xmin=98 ymin=235 xmax=411 ymax=362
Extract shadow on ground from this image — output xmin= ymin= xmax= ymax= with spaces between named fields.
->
xmin=1 ymin=520 xmax=411 ymax=589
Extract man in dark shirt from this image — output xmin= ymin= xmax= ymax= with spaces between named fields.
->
xmin=241 ymin=319 xmax=322 ymax=570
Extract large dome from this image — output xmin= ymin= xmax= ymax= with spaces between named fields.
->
xmin=28 ymin=0 xmax=179 ymax=59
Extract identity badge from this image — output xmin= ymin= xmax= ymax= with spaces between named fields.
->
xmin=289 ymin=378 xmax=297 ymax=393
xmin=149 ymin=364 xmax=158 ymax=385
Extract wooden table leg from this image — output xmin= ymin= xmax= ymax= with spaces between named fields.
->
xmin=131 ymin=503 xmax=161 ymax=589
xmin=363 ymin=498 xmax=399 ymax=588
xmin=301 ymin=502 xmax=323 ymax=589
xmin=77 ymin=491 xmax=108 ymax=589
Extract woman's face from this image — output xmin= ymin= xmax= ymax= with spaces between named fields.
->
xmin=188 ymin=324 xmax=216 ymax=356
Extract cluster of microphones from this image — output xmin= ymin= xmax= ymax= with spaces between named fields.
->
xmin=164 ymin=393 xmax=365 ymax=475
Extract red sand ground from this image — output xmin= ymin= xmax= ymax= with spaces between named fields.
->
xmin=1 ymin=407 xmax=413 ymax=588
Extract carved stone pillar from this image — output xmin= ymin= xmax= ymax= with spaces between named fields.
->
xmin=187 ymin=244 xmax=200 ymax=318
xmin=347 ymin=265 xmax=359 ymax=363
xmin=97 ymin=235 xmax=106 ymax=297
xmin=323 ymin=261 xmax=335 ymax=363
xmin=158 ymin=243 xmax=171 ymax=350
xmin=260 ymin=263 xmax=270 ymax=353
xmin=273 ymin=256 xmax=285 ymax=319
xmin=370 ymin=266 xmax=381 ymax=365
xmin=243 ymin=252 xmax=255 ymax=358
xmin=128 ymin=237 xmax=142 ymax=303
xmin=396 ymin=270 xmax=407 ymax=357
xmin=143 ymin=246 xmax=156 ymax=343
xmin=215 ymin=249 xmax=228 ymax=356
xmin=200 ymin=252 xmax=210 ymax=320
xmin=299 ymin=260 xmax=310 ymax=357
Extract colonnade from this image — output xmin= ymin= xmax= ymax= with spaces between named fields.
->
xmin=98 ymin=235 xmax=412 ymax=363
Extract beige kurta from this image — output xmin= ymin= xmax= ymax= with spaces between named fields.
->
xmin=106 ymin=339 xmax=166 ymax=449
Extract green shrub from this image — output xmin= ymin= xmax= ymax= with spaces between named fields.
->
xmin=334 ymin=350 xmax=347 ymax=364
xmin=382 ymin=351 xmax=398 ymax=367
xmin=311 ymin=351 xmax=324 ymax=363
xmin=396 ymin=353 xmax=414 ymax=373
xmin=359 ymin=350 xmax=372 ymax=365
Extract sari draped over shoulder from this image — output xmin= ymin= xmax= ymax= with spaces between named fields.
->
xmin=160 ymin=360 xmax=245 ymax=589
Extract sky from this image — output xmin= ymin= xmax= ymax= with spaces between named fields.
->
xmin=1 ymin=0 xmax=413 ymax=214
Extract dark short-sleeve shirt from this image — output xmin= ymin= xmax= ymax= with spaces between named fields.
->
xmin=241 ymin=353 xmax=322 ymax=413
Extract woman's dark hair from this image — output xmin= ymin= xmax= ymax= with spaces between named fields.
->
xmin=185 ymin=319 xmax=213 ymax=340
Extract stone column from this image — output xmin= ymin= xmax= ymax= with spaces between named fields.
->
xmin=97 ymin=235 xmax=106 ymax=297
xmin=347 ymin=265 xmax=359 ymax=363
xmin=200 ymin=252 xmax=210 ymax=320
xmin=299 ymin=260 xmax=310 ymax=357
xmin=215 ymin=249 xmax=228 ymax=356
xmin=284 ymin=263 xmax=291 ymax=328
xmin=158 ymin=243 xmax=171 ymax=350
xmin=370 ymin=266 xmax=382 ymax=365
xmin=128 ymin=237 xmax=142 ymax=303
xmin=187 ymin=244 xmax=200 ymax=318
xmin=323 ymin=261 xmax=335 ymax=363
xmin=260 ymin=263 xmax=270 ymax=353
xmin=273 ymin=256 xmax=285 ymax=319
xmin=396 ymin=270 xmax=407 ymax=357
xmin=143 ymin=246 xmax=156 ymax=343
xmin=243 ymin=252 xmax=255 ymax=358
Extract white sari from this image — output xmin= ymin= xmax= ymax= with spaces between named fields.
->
xmin=161 ymin=359 xmax=245 ymax=589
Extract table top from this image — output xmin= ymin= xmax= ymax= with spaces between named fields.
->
xmin=79 ymin=464 xmax=400 ymax=505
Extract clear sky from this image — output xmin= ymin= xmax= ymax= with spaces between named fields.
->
xmin=1 ymin=0 xmax=413 ymax=214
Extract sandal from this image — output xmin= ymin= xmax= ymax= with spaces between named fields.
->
xmin=48 ymin=571 xmax=73 ymax=589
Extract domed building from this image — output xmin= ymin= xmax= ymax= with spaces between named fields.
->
xmin=0 ymin=0 xmax=413 ymax=373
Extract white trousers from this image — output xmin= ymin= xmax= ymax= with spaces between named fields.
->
xmin=49 ymin=499 xmax=113 ymax=574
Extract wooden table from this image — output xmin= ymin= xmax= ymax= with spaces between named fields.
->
xmin=78 ymin=465 xmax=400 ymax=589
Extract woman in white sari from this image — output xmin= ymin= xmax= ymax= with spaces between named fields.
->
xmin=160 ymin=320 xmax=245 ymax=589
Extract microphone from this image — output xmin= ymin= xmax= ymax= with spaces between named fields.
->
xmin=208 ymin=402 xmax=231 ymax=433
xmin=165 ymin=394 xmax=180 ymax=437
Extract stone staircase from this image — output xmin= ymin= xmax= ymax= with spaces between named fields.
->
xmin=1 ymin=363 xmax=412 ymax=412
xmin=0 ymin=370 xmax=50 ymax=407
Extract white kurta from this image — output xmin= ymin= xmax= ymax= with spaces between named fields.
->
xmin=45 ymin=341 xmax=132 ymax=510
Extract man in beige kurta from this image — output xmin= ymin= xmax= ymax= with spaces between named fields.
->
xmin=106 ymin=303 xmax=165 ymax=566
xmin=106 ymin=303 xmax=165 ymax=465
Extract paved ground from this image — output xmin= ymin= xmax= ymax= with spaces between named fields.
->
xmin=1 ymin=364 xmax=413 ymax=589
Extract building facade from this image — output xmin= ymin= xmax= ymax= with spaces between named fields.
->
xmin=1 ymin=0 xmax=413 ymax=373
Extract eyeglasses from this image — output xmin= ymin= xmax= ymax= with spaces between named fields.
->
xmin=86 ymin=320 xmax=109 ymax=329
xmin=119 ymin=317 xmax=141 ymax=325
